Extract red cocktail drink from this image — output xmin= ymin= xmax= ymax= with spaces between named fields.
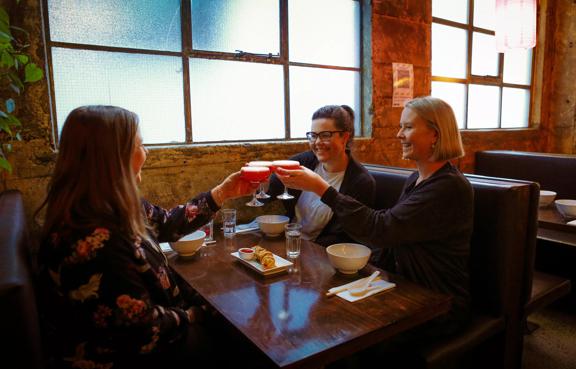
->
xmin=272 ymin=160 xmax=300 ymax=200
xmin=247 ymin=161 xmax=274 ymax=200
xmin=272 ymin=160 xmax=300 ymax=170
xmin=241 ymin=166 xmax=270 ymax=183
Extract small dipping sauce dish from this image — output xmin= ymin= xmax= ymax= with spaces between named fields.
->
xmin=238 ymin=247 xmax=255 ymax=261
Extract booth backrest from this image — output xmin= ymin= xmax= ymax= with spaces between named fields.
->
xmin=0 ymin=190 xmax=44 ymax=369
xmin=475 ymin=150 xmax=576 ymax=199
xmin=363 ymin=164 xmax=537 ymax=318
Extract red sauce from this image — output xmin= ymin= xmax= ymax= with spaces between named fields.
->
xmin=239 ymin=248 xmax=254 ymax=254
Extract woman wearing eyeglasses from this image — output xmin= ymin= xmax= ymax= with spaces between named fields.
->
xmin=267 ymin=105 xmax=375 ymax=246
xmin=277 ymin=97 xmax=473 ymax=340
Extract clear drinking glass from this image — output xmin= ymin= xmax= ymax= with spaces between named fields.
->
xmin=273 ymin=160 xmax=300 ymax=200
xmin=285 ymin=223 xmax=302 ymax=258
xmin=201 ymin=219 xmax=214 ymax=243
xmin=222 ymin=209 xmax=237 ymax=238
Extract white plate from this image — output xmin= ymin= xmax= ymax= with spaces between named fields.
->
xmin=231 ymin=251 xmax=293 ymax=276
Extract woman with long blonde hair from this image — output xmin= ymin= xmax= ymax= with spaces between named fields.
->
xmin=37 ymin=105 xmax=255 ymax=369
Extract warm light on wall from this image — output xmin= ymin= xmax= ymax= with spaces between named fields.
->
xmin=495 ymin=0 xmax=537 ymax=52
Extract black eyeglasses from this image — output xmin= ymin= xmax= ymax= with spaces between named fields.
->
xmin=305 ymin=130 xmax=345 ymax=142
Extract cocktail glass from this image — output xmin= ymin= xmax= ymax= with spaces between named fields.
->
xmin=241 ymin=166 xmax=271 ymax=207
xmin=272 ymin=160 xmax=300 ymax=200
xmin=247 ymin=161 xmax=273 ymax=200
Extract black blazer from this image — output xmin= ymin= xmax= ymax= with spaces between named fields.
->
xmin=268 ymin=150 xmax=375 ymax=246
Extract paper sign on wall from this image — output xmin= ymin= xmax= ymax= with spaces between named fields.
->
xmin=392 ymin=63 xmax=414 ymax=107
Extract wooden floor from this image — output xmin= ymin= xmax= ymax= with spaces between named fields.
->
xmin=523 ymin=300 xmax=576 ymax=369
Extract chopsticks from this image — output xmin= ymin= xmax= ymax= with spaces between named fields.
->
xmin=326 ymin=272 xmax=381 ymax=297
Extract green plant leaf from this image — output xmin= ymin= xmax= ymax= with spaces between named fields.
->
xmin=0 ymin=109 xmax=7 ymax=118
xmin=0 ymin=30 xmax=10 ymax=43
xmin=0 ymin=118 xmax=12 ymax=135
xmin=5 ymin=98 xmax=15 ymax=113
xmin=8 ymin=71 xmax=24 ymax=90
xmin=0 ymin=156 xmax=12 ymax=174
xmin=15 ymin=54 xmax=28 ymax=64
xmin=0 ymin=7 xmax=9 ymax=26
xmin=25 ymin=62 xmax=43 ymax=82
xmin=0 ymin=49 xmax=13 ymax=67
xmin=8 ymin=113 xmax=21 ymax=127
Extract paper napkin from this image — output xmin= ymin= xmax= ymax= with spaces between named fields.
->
xmin=330 ymin=278 xmax=396 ymax=302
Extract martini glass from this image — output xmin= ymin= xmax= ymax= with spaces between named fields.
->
xmin=247 ymin=161 xmax=274 ymax=199
xmin=272 ymin=160 xmax=300 ymax=200
xmin=241 ymin=166 xmax=271 ymax=207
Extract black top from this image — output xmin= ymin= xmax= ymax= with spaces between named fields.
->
xmin=268 ymin=150 xmax=376 ymax=246
xmin=322 ymin=162 xmax=473 ymax=325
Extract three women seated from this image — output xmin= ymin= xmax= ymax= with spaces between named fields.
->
xmin=37 ymin=97 xmax=472 ymax=368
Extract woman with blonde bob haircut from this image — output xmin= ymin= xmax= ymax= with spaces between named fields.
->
xmin=36 ymin=105 xmax=257 ymax=369
xmin=404 ymin=96 xmax=465 ymax=162
xmin=277 ymin=96 xmax=474 ymax=339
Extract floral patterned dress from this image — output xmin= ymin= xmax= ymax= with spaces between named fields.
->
xmin=38 ymin=192 xmax=218 ymax=369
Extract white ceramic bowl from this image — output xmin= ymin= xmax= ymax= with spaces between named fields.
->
xmin=256 ymin=215 xmax=290 ymax=237
xmin=169 ymin=230 xmax=206 ymax=256
xmin=326 ymin=243 xmax=371 ymax=274
xmin=555 ymin=199 xmax=576 ymax=218
xmin=539 ymin=190 xmax=557 ymax=207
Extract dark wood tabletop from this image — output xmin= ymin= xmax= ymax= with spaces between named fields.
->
xmin=537 ymin=206 xmax=576 ymax=247
xmin=168 ymin=231 xmax=451 ymax=369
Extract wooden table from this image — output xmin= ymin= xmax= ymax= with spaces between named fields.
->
xmin=169 ymin=232 xmax=451 ymax=369
xmin=538 ymin=207 xmax=576 ymax=248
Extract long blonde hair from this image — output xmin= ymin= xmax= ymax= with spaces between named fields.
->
xmin=404 ymin=96 xmax=465 ymax=161
xmin=38 ymin=105 xmax=148 ymax=241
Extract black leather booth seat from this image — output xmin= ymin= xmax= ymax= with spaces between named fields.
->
xmin=474 ymin=150 xmax=574 ymax=312
xmin=363 ymin=164 xmax=538 ymax=369
xmin=475 ymin=150 xmax=576 ymax=199
xmin=0 ymin=190 xmax=44 ymax=369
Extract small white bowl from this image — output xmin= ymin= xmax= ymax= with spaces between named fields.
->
xmin=238 ymin=247 xmax=255 ymax=261
xmin=539 ymin=190 xmax=557 ymax=207
xmin=555 ymin=199 xmax=576 ymax=218
xmin=169 ymin=230 xmax=206 ymax=256
xmin=326 ymin=243 xmax=371 ymax=274
xmin=256 ymin=215 xmax=290 ymax=237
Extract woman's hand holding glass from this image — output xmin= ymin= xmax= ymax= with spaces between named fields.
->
xmin=275 ymin=166 xmax=330 ymax=197
xmin=212 ymin=171 xmax=259 ymax=207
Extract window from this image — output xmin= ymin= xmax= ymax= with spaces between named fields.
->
xmin=44 ymin=0 xmax=362 ymax=144
xmin=431 ymin=0 xmax=533 ymax=129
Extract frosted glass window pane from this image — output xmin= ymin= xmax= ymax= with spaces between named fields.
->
xmin=51 ymin=48 xmax=185 ymax=144
xmin=431 ymin=82 xmax=467 ymax=129
xmin=467 ymin=84 xmax=500 ymax=129
xmin=474 ymin=0 xmax=496 ymax=30
xmin=471 ymin=32 xmax=499 ymax=76
xmin=192 ymin=0 xmax=279 ymax=54
xmin=289 ymin=0 xmax=360 ymax=67
xmin=503 ymin=48 xmax=532 ymax=85
xmin=189 ymin=59 xmax=284 ymax=142
xmin=432 ymin=0 xmax=468 ymax=24
xmin=432 ymin=24 xmax=467 ymax=78
xmin=289 ymin=67 xmax=359 ymax=138
xmin=48 ymin=0 xmax=181 ymax=51
xmin=501 ymin=88 xmax=530 ymax=128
